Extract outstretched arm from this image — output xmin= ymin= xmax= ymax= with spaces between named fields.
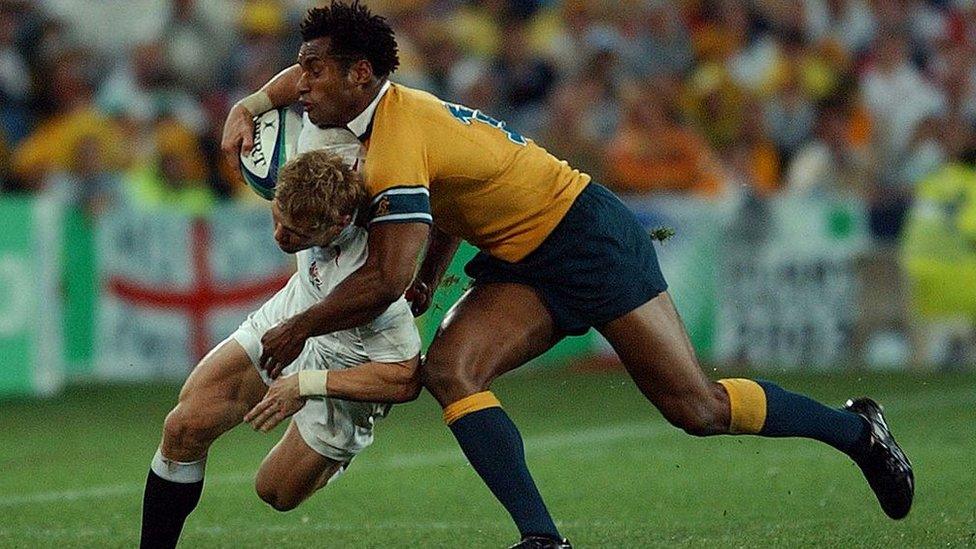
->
xmin=244 ymin=354 xmax=421 ymax=433
xmin=259 ymin=222 xmax=430 ymax=378
xmin=221 ymin=64 xmax=302 ymax=168
xmin=323 ymin=355 xmax=422 ymax=402
xmin=405 ymin=224 xmax=462 ymax=316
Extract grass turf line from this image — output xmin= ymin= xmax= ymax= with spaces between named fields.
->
xmin=0 ymin=369 xmax=973 ymax=548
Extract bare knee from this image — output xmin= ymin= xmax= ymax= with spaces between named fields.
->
xmin=420 ymin=346 xmax=484 ymax=404
xmin=660 ymin=383 xmax=730 ymax=437
xmin=256 ymin=484 xmax=301 ymax=512
xmin=255 ymin=476 xmax=306 ymax=512
xmin=162 ymin=405 xmax=222 ymax=459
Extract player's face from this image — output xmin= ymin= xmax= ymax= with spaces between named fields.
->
xmin=271 ymin=201 xmax=348 ymax=254
xmin=296 ymin=38 xmax=363 ymax=127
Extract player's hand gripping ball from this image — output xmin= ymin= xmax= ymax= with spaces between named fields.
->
xmin=239 ymin=107 xmax=301 ymax=199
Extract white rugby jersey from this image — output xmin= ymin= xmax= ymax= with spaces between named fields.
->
xmin=293 ymin=115 xmax=369 ymax=305
xmin=270 ymin=116 xmax=419 ymax=367
xmin=228 ymin=116 xmax=419 ymax=461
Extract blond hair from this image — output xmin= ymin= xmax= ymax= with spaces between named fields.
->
xmin=274 ymin=150 xmax=366 ymax=232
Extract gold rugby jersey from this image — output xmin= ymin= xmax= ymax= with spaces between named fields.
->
xmin=353 ymin=82 xmax=590 ymax=262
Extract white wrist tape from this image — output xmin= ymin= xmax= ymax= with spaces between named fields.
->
xmin=298 ymin=369 xmax=328 ymax=397
xmin=237 ymin=90 xmax=273 ymax=116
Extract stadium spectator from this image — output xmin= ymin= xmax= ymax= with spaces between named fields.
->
xmin=900 ymin=150 xmax=976 ymax=364
xmin=28 ymin=15 xmax=73 ymax=71
xmin=411 ymin=20 xmax=463 ymax=100
xmin=723 ymin=96 xmax=781 ymax=196
xmin=681 ymin=63 xmax=748 ymax=150
xmin=45 ymin=134 xmax=122 ymax=217
xmin=802 ymin=0 xmax=879 ymax=57
xmin=447 ymin=0 xmax=504 ymax=59
xmin=490 ymin=17 xmax=558 ymax=134
xmin=929 ymin=42 xmax=976 ymax=158
xmin=0 ymin=4 xmax=31 ymax=145
xmin=97 ymin=41 xmax=207 ymax=135
xmin=450 ymin=57 xmax=503 ymax=113
xmin=722 ymin=4 xmax=785 ymax=96
xmin=11 ymin=49 xmax=127 ymax=190
xmin=605 ymin=78 xmax=725 ymax=197
xmin=785 ymin=95 xmax=875 ymax=197
xmin=764 ymin=70 xmax=817 ymax=162
xmin=0 ymin=0 xmax=972 ymax=245
xmin=861 ymin=33 xmax=945 ymax=163
xmin=121 ymin=118 xmax=215 ymax=216
xmin=617 ymin=1 xmax=694 ymax=79
xmin=778 ymin=29 xmax=847 ymax=101
xmin=160 ymin=0 xmax=232 ymax=93
xmin=377 ymin=7 xmax=440 ymax=92
xmin=540 ymin=78 xmax=609 ymax=183
xmin=543 ymin=1 xmax=599 ymax=76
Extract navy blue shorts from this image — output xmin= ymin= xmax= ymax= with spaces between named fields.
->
xmin=464 ymin=183 xmax=668 ymax=335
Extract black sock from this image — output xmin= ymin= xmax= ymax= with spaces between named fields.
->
xmin=448 ymin=405 xmax=560 ymax=539
xmin=140 ymin=469 xmax=204 ymax=548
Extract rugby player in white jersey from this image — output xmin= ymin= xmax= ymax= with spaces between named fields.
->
xmin=139 ymin=124 xmax=421 ymax=549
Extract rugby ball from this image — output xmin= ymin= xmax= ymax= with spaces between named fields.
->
xmin=239 ymin=107 xmax=302 ymax=200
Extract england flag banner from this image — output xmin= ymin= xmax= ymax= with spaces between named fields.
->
xmin=95 ymin=204 xmax=293 ymax=381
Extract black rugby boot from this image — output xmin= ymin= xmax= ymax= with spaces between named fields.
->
xmin=507 ymin=535 xmax=573 ymax=549
xmin=844 ymin=397 xmax=914 ymax=519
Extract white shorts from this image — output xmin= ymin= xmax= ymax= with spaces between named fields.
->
xmin=230 ymin=273 xmax=418 ymax=462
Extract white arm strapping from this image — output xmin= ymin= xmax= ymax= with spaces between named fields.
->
xmin=298 ymin=369 xmax=328 ymax=397
xmin=237 ymin=90 xmax=273 ymax=116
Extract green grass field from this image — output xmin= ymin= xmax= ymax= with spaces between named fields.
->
xmin=0 ymin=368 xmax=973 ymax=548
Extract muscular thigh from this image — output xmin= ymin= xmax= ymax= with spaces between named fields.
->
xmin=597 ymin=292 xmax=713 ymax=405
xmin=182 ymin=340 xmax=266 ymax=404
xmin=423 ymin=282 xmax=562 ymax=405
xmin=174 ymin=340 xmax=268 ymax=431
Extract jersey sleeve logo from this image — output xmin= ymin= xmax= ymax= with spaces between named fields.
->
xmin=443 ymin=102 xmax=527 ymax=146
xmin=374 ymin=195 xmax=391 ymax=218
xmin=307 ymin=259 xmax=323 ymax=291
xmin=368 ymin=186 xmax=433 ymax=226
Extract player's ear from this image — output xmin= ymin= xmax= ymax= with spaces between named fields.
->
xmin=347 ymin=58 xmax=373 ymax=86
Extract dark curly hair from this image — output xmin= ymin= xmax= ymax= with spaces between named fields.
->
xmin=300 ymin=1 xmax=399 ymax=78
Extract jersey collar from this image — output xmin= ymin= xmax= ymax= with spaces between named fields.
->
xmin=327 ymin=210 xmax=360 ymax=248
xmin=346 ymin=79 xmax=391 ymax=143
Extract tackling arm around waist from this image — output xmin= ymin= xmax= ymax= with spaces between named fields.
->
xmin=299 ymin=354 xmax=421 ymax=403
xmin=291 ymin=221 xmax=430 ymax=338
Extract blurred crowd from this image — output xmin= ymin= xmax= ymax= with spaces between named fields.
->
xmin=1 ymin=0 xmax=975 ymax=243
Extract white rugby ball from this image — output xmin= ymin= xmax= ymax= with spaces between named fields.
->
xmin=239 ymin=107 xmax=301 ymax=200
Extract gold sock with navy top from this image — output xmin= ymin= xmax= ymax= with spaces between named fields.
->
xmin=444 ymin=391 xmax=561 ymax=540
xmin=718 ymin=378 xmax=869 ymax=454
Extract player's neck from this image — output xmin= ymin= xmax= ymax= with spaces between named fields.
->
xmin=344 ymin=78 xmax=386 ymax=125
